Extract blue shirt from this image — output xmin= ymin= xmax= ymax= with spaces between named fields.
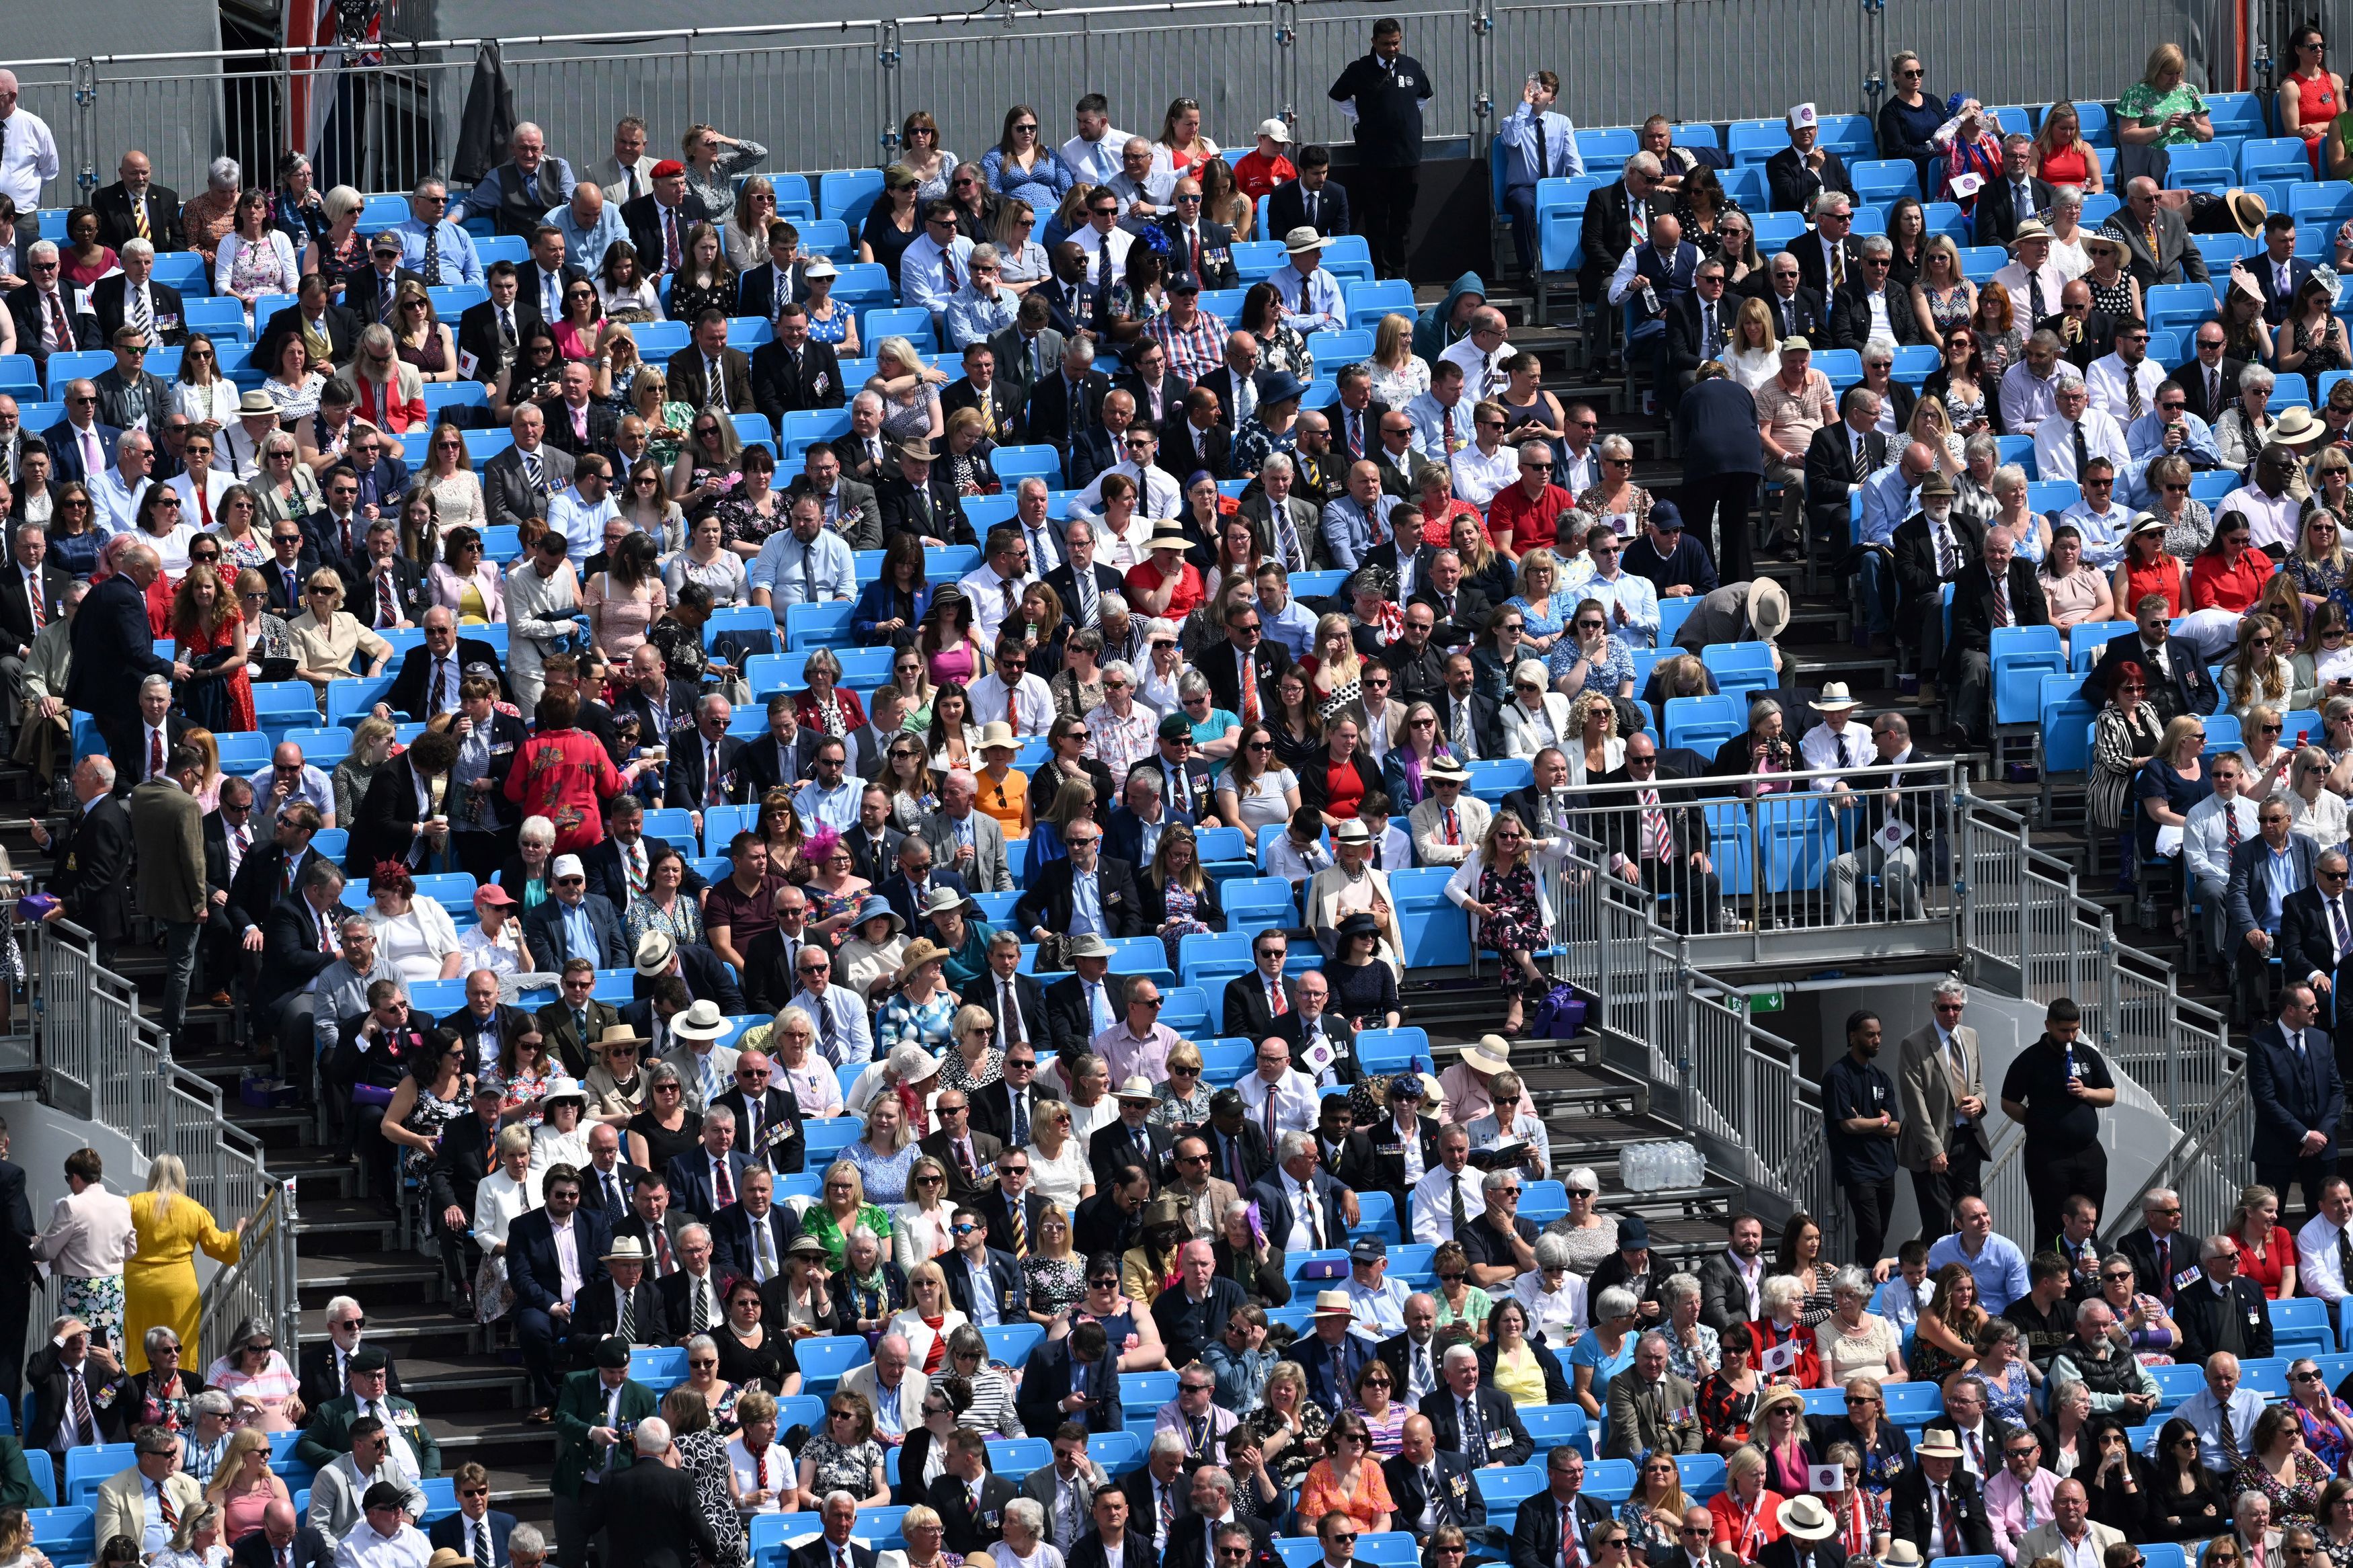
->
xmin=2266 ymin=842 xmax=2298 ymax=934
xmin=1320 ymin=492 xmax=1400 ymax=569
xmin=1858 ymin=464 xmax=1919 ymax=548
xmin=1924 ymin=1231 xmax=2033 ymax=1313
xmin=545 ymin=200 xmax=629 ymax=273
xmin=750 ymin=529 xmax=856 ymax=604
xmin=392 ymin=216 xmax=483 ymax=288
xmin=943 ymin=286 xmax=1019 ymax=350
xmin=793 ymin=776 xmax=861 ymax=833
xmin=560 ymin=900 xmax=596 ymax=962
xmin=1496 ymin=103 xmax=1585 ymax=188
xmin=1568 ymin=1329 xmax=1636 ymax=1405
xmin=1071 ymin=868 xmax=1104 ymax=936
xmin=1270 ymin=264 xmax=1347 ymax=335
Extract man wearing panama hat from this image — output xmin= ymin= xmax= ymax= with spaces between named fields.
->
xmin=1889 ymin=1429 xmax=1995 ymax=1559
xmin=1889 ymin=471 xmax=1986 ymax=683
xmin=1755 ymin=1496 xmax=1849 ymax=1568
xmin=1406 ymin=757 xmax=1488 ymax=868
xmin=565 ymin=1235 xmax=670 ymax=1359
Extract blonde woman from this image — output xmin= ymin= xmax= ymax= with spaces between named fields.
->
xmin=2290 ymin=745 xmax=2351 ymax=852
xmin=469 ymin=1130 xmax=537 ymax=1324
xmin=411 ymin=421 xmax=486 ymax=532
xmin=2222 ymin=614 xmax=2297 ymax=722
xmin=204 ymin=1428 xmax=286 ymax=1542
xmin=1366 ymin=313 xmax=1431 ymax=411
xmin=889 ymin=1260 xmax=972 ymax=1375
xmin=865 ymin=335 xmax=949 ymax=446
xmin=1445 ymin=807 xmax=1551 ymax=1033
xmin=723 ymin=176 xmax=783 ymax=273
xmin=891 ymin=1157 xmax=958 ymax=1272
xmin=1025 ymin=1098 xmax=1094 ymax=1212
xmin=1503 ymin=546 xmax=1568 ymax=653
xmin=287 ymin=569 xmax=392 ymax=700
xmin=1909 ymin=235 xmax=1977 ymax=347
xmin=1725 ymin=297 xmax=1780 ymax=392
xmin=1906 ymin=395 xmax=1964 ymax=474
xmin=125 ymin=1155 xmax=245 ymax=1375
xmin=251 ymin=432 xmax=321 ymax=529
xmin=1304 ymin=611 xmax=1363 ymax=723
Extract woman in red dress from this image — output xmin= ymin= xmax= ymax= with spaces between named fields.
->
xmin=2029 ymin=101 xmax=2104 ymax=194
xmin=2281 ymin=25 xmax=2345 ymax=173
xmin=501 ymin=685 xmax=634 ymax=854
xmin=169 ymin=561 xmax=254 ymax=733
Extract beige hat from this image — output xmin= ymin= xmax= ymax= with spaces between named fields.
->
xmin=1425 ymin=756 xmax=1471 ymax=784
xmin=237 ymin=388 xmax=278 ymax=416
xmin=1312 ymin=1289 xmax=1355 ymax=1315
xmin=1113 ymin=1075 xmax=1160 ymax=1104
xmin=1283 ymin=225 xmax=1330 ymax=255
xmin=888 ymin=1041 xmax=941 ymax=1081
xmin=2273 ymin=407 xmax=2329 ymax=447
xmin=634 ymin=930 xmax=679 ymax=976
xmin=1257 ymin=117 xmax=1293 ymax=144
xmin=1808 ymin=683 xmax=1859 ymax=712
xmin=1148 ymin=522 xmax=1193 ymax=552
xmin=1915 ymin=1430 xmax=1965 ymax=1460
xmin=601 ymin=1235 xmax=653 ymax=1264
xmin=1748 ymin=577 xmax=1792 ymax=641
xmin=1881 ymin=1545 xmax=1924 ymax=1568
xmin=2008 ymin=218 xmax=2052 ymax=247
xmin=1463 ymin=1034 xmax=1513 ymax=1075
xmin=976 ymin=720 xmax=1020 ymax=753
xmin=1068 ymin=932 xmax=1114 ymax=960
xmin=1777 ymin=335 xmax=1812 ymax=355
xmin=1776 ymin=1497 xmax=1838 ymax=1542
xmin=896 ymin=938 xmax=951 ymax=985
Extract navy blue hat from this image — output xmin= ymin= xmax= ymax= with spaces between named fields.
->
xmin=1618 ymin=1214 xmax=1650 ymax=1249
xmin=1648 ymin=500 xmax=1685 ymax=531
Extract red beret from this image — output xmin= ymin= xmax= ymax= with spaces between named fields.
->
xmin=651 ymin=159 xmax=686 ymax=179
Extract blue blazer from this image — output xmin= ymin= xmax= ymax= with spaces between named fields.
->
xmin=665 ymin=1148 xmax=754 ymax=1219
xmin=942 ymin=1245 xmax=1029 ymax=1322
xmin=428 ymin=1510 xmax=517 ymax=1568
xmin=41 ymin=417 xmax=123 ymax=483
xmin=1285 ymin=1329 xmax=1375 ymax=1413
xmin=709 ymin=1200 xmax=803 ymax=1281
xmin=850 ymin=578 xmax=932 ymax=647
xmin=505 ymin=1207 xmax=611 ymax=1315
xmin=1102 ymin=803 xmax=1197 ymax=870
xmin=1015 ymin=1334 xmax=1122 ymax=1436
xmin=882 ymin=866 xmax=971 ymax=931
xmin=521 ymin=891 xmax=631 ymax=970
xmin=2227 ymin=833 xmax=2322 ymax=954
xmin=2249 ymin=1018 xmax=2345 ymax=1161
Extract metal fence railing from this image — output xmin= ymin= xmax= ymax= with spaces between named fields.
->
xmin=1560 ymin=774 xmax=2241 ymax=1263
xmin=24 ymin=1 xmax=2256 ymax=207
xmin=27 ymin=919 xmax=298 ymax=1366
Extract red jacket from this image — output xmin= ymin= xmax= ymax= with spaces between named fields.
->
xmin=502 ymin=727 xmax=623 ymax=854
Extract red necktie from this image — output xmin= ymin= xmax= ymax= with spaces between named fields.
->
xmin=149 ymin=728 xmax=164 ymax=780
xmin=1939 ymin=1487 xmax=1962 ymax=1559
xmin=664 ymin=210 xmax=682 ymax=272
xmin=45 ymin=292 xmax=69 ymax=351
xmin=27 ymin=577 xmax=42 ymax=631
xmin=1443 ymin=807 xmax=1460 ymax=845
xmin=1270 ymin=981 xmax=1287 ymax=1018
xmin=713 ymin=1158 xmax=733 ymax=1206
xmin=943 ymin=249 xmax=959 ymax=291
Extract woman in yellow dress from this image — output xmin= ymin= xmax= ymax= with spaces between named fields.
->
xmin=124 ymin=1155 xmax=247 ymax=1376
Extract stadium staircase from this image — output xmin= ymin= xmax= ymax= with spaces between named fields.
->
xmin=0 ymin=270 xmax=2251 ymax=1534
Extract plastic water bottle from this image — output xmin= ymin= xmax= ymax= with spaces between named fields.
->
xmin=1679 ymin=1143 xmax=1704 ymax=1187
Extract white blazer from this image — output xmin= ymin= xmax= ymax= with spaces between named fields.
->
xmin=885 ymin=1305 xmax=972 ymax=1370
xmin=1500 ymin=691 xmax=1578 ymax=759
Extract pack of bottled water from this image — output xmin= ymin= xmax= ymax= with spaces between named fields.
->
xmin=1622 ymin=1141 xmax=1705 ymax=1192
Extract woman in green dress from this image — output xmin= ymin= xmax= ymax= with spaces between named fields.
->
xmin=798 ymin=1159 xmax=895 ymax=1270
xmin=2118 ymin=42 xmax=2215 ymax=179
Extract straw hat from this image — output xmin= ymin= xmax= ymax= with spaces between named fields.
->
xmin=1463 ymin=1034 xmax=1513 ymax=1075
xmin=1776 ymin=1497 xmax=1838 ymax=1542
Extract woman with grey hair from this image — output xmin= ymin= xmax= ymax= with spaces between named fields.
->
xmin=1658 ymin=1270 xmax=1720 ymax=1386
xmin=270 ymin=149 xmax=329 ymax=251
xmin=1712 ymin=696 xmax=1796 ymax=794
xmin=1570 ymin=1285 xmax=1642 ymax=1416
xmin=1952 ymin=433 xmax=2003 ymax=523
xmin=1815 ymin=1264 xmax=1905 ymax=1385
xmin=183 ymin=156 xmax=243 ymax=259
xmin=2217 ymin=364 xmax=2281 ymax=472
xmin=1513 ymin=1233 xmax=1589 ymax=1348
xmin=992 ymin=1496 xmax=1061 ymax=1568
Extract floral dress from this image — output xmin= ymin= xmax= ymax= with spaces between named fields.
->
xmin=1620 ymin=1497 xmax=1681 ymax=1558
xmin=399 ymin=1081 xmax=469 ymax=1182
xmin=2234 ymin=1447 xmax=2331 ymax=1528
xmin=802 ymin=1432 xmax=885 ymax=1498
xmin=1230 ymin=417 xmax=1299 ymax=479
xmin=485 ymin=1064 xmax=552 ymax=1127
xmin=1155 ymin=882 xmax=1212 ymax=969
xmin=1505 ymin=594 xmax=1568 ymax=648
xmin=1023 ymin=1255 xmax=1086 ymax=1320
xmin=2297 ymin=1397 xmax=2353 ymax=1475
xmin=1238 ymin=1401 xmax=1330 ymax=1495
xmin=718 ymin=495 xmax=787 ymax=555
xmin=807 ymin=302 xmax=852 ymax=346
xmin=1921 ymin=284 xmax=1973 ymax=334
xmin=676 ymin=1425 xmax=747 ymax=1567
xmin=938 ymin=1046 xmax=1004 ymax=1096
xmin=877 ymin=990 xmax=959 ymax=1057
xmin=1665 ymin=1323 xmax=1721 ymax=1388
xmin=1475 ymin=860 xmax=1546 ymax=993
xmin=2295 ymin=316 xmax=2350 ymax=374
xmin=1259 ymin=321 xmax=1315 ymax=384
xmin=1150 ymin=1083 xmax=1211 ymax=1129
xmin=624 ymin=893 xmax=704 ymax=952
xmin=2118 ymin=79 xmax=2210 ymax=148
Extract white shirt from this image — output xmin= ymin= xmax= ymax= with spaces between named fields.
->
xmin=1069 ymin=460 xmax=1181 ymax=526
xmin=959 ymin=565 xmax=1037 ymax=645
xmin=1235 ymin=1067 xmax=1318 ymax=1139
xmin=2184 ymin=792 xmax=2260 ymax=885
xmin=726 ymin=1434 xmax=793 ymax=1512
xmin=89 ymin=468 xmax=151 ymax=535
xmin=2083 ymin=353 xmax=2166 ymax=423
xmin=2028 ymin=408 xmax=2129 ymax=484
xmin=550 ymin=1213 xmax=583 ymax=1303
xmin=1439 ymin=334 xmax=1515 ymax=401
xmin=1799 ymin=720 xmax=1873 ymax=786
xmin=2298 ymin=1211 xmax=2353 ymax=1303
xmin=750 ymin=528 xmax=857 ymax=604
xmin=1275 ymin=1167 xmax=1322 ymax=1252
xmin=1062 ymin=128 xmax=1135 ymax=186
xmin=332 ymin=1521 xmax=431 ymax=1568
xmin=967 ymin=671 xmax=1055 ymax=736
xmin=547 ymin=485 xmax=621 ymax=564
xmin=1409 ymin=1164 xmax=1481 ymax=1244
xmin=0 ymin=108 xmax=60 ymax=212
xmin=2223 ymin=482 xmax=2305 ymax=554
xmin=1447 ymin=442 xmax=1518 ymax=509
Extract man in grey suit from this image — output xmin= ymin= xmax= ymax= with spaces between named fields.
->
xmin=1019 ymin=1424 xmax=1113 ymax=1551
xmin=2230 ymin=794 xmax=2324 ymax=1026
xmin=2110 ymin=179 xmax=2210 ymax=291
xmin=782 ymin=443 xmax=882 ymax=551
xmin=482 ymin=405 xmax=577 ymax=529
xmin=1896 ymin=977 xmax=1990 ymax=1245
xmin=989 ymin=300 xmax=1067 ymax=403
xmin=920 ymin=770 xmax=1015 ymax=893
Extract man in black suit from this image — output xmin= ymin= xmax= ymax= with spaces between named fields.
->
xmin=752 ymin=302 xmax=848 ymax=426
xmin=666 ymin=309 xmax=755 ymax=415
xmin=604 ymin=1420 xmax=722 ymax=1568
xmin=1594 ymin=732 xmax=1722 ymax=936
xmin=295 ymin=1300 xmax=405 ymax=1413
xmin=38 ymin=755 xmax=136 ymax=971
xmin=1890 ymin=473 xmax=1990 ymax=682
xmin=735 ymin=225 xmax=807 ymax=322
xmin=1764 ymin=110 xmax=1854 ymax=217
xmin=1041 ymin=934 xmax=1130 ymax=1055
xmin=1222 ymin=930 xmax=1298 ymax=1041
xmin=1045 ymin=519 xmax=1128 ymax=632
xmin=1088 ymin=1079 xmax=1176 ymax=1195
xmin=709 ymin=1166 xmax=802 ymax=1281
xmin=581 ymin=796 xmax=702 ymax=912
xmin=378 ymin=608 xmax=507 ymax=721
xmin=2077 ymin=593 xmax=2220 ymax=725
xmin=975 ymin=999 xmax=1057 ymax=1139
xmin=1888 ymin=1434 xmax=1995 ymax=1555
xmin=734 ymin=692 xmax=822 ymax=800
xmin=454 ymin=263 xmax=536 ymax=385
xmin=1200 ymin=600 xmax=1290 ymax=714
xmin=347 ymin=233 xmax=426 ymax=330
xmin=1738 ymin=255 xmax=1831 ymax=345
xmin=2239 ymin=216 xmax=2315 ymax=326
xmin=2276 ymin=903 xmax=2353 ymax=1107
xmin=65 ymin=550 xmax=177 ymax=782
xmin=345 ymin=518 xmax=430 ymax=630
xmin=928 ymin=1428 xmax=1021 ymax=1554
xmin=91 ymin=152 xmax=184 ymax=251
xmin=259 ymin=276 xmax=364 ymax=373
xmin=1015 ymin=830 xmax=1144 ymax=942
xmin=1577 ymin=157 xmax=1665 ymax=302
xmin=81 ymin=247 xmax=186 ymax=351
xmin=1195 ymin=339 xmax=1273 ymax=437
xmin=0 ymin=516 xmax=68 ymax=705
xmin=1162 ymin=387 xmax=1232 ymax=481
xmin=943 ymin=340 xmax=1026 ymax=442
xmin=1384 ymin=1411 xmax=1487 ymax=1542
xmin=1973 ymin=139 xmax=2056 ymax=249
xmin=565 ymin=1235 xmax=670 ymax=1358
xmin=2174 ymin=323 xmax=2244 ymax=424
xmin=1312 ymin=1096 xmax=1380 ymax=1194
xmin=1158 ymin=189 xmax=1240 ymax=290
xmin=975 ymin=1153 xmax=1053 ymax=1256
xmin=1421 ymin=653 xmax=1501 ymax=758
xmin=988 ymin=295 xmax=1066 ymax=405
xmin=1509 ymin=1448 xmax=1613 ymax=1568
xmin=1793 ymin=194 xmax=1868 ymax=300
xmin=510 ymin=226 xmax=590 ymax=329
xmin=1802 ymin=386 xmax=1892 ymax=551
xmin=789 ymin=1496 xmax=880 ymax=1568
xmin=1162 ymin=1475 xmax=1274 ymax=1568
xmin=537 ymin=364 xmax=620 ymax=458
xmin=2172 ymin=1224 xmax=2276 ymax=1365
xmin=921 ymin=1091 xmax=1003 ymax=1206
xmin=508 ymin=1174 xmax=611 ymax=1415
xmin=663 ymin=695 xmax=747 ymax=816
xmin=620 ymin=163 xmax=715 ymax=278
xmin=1944 ymin=530 xmax=2050 ymax=747
xmin=875 ymin=437 xmax=975 ymax=545
xmin=1113 ymin=334 xmax=1191 ymax=432
xmin=1419 ymin=1343 xmax=1533 ymax=1464
xmin=424 ymin=1465 xmax=517 ymax=1568
xmin=1665 ymin=259 xmax=1742 ymax=406
xmin=1199 ymin=1089 xmax=1275 ymax=1192
xmin=941 ymin=1199 xmax=1027 ymax=1323
xmin=1275 ymin=976 xmax=1359 ymax=1096
xmin=232 ymin=1502 xmax=335 ymax=1568
xmin=1268 ymin=147 xmax=1350 ymax=240
xmin=1829 ymin=247 xmax=1926 ymax=351
xmin=1026 ymin=341 xmax=1111 ymax=455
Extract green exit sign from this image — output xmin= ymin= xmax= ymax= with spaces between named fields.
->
xmin=1744 ymin=987 xmax=1786 ymax=1014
